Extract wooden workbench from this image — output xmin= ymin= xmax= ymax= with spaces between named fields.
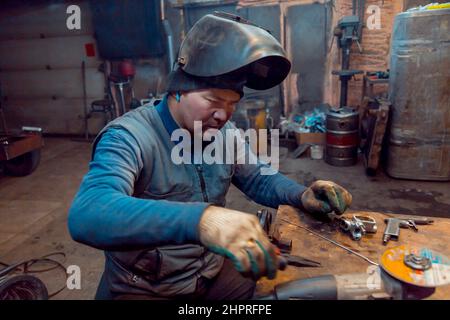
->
xmin=257 ymin=205 xmax=450 ymax=300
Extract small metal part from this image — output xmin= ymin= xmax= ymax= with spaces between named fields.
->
xmin=257 ymin=209 xmax=273 ymax=234
xmin=353 ymin=215 xmax=377 ymax=233
xmin=281 ymin=254 xmax=321 ymax=268
xmin=276 ymin=237 xmax=293 ymax=253
xmin=383 ymin=218 xmax=405 ymax=245
xmin=394 ymin=216 xmax=434 ymax=225
xmin=269 ymin=223 xmax=293 ymax=253
xmin=336 ymin=215 xmax=376 ymax=241
xmin=349 ymin=224 xmax=363 ymax=241
xmin=383 ymin=217 xmax=428 ymax=245
xmin=338 ymin=217 xmax=363 ymax=241
xmin=338 ymin=218 xmax=351 ymax=231
xmin=279 ymin=217 xmax=379 ymax=266
xmin=407 ymin=220 xmax=418 ymax=232
xmin=404 ymin=254 xmax=432 ymax=271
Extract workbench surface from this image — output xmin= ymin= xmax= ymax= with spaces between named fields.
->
xmin=257 ymin=205 xmax=450 ymax=300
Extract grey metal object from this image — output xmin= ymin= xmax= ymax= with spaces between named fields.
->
xmin=176 ymin=12 xmax=291 ymax=90
xmin=281 ymin=254 xmax=321 ymax=268
xmin=339 ymin=218 xmax=364 ymax=240
xmin=354 ymin=215 xmax=377 ymax=233
xmin=382 ymin=217 xmax=431 ymax=245
xmin=82 ymin=60 xmax=88 ymax=140
xmin=162 ymin=19 xmax=175 ymax=71
xmin=383 ymin=219 xmax=415 ymax=245
xmin=325 ymin=145 xmax=358 ymax=166
xmin=404 ymin=254 xmax=432 ymax=271
xmin=387 ymin=9 xmax=450 ymax=181
xmin=332 ymin=214 xmax=377 ymax=241
xmin=325 ymin=107 xmax=360 ymax=167
xmin=113 ymin=80 xmax=131 ymax=116
xmin=332 ymin=15 xmax=363 ymax=107
xmin=260 ymin=266 xmax=435 ymax=300
xmin=326 ymin=107 xmax=359 ymax=130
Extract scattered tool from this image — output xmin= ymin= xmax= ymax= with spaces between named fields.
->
xmin=262 ymin=245 xmax=450 ymax=300
xmin=383 ymin=216 xmax=434 ymax=245
xmin=330 ymin=213 xmax=378 ymax=241
xmin=265 ymin=211 xmax=320 ymax=270
xmin=281 ymin=254 xmax=321 ymax=268
xmin=279 ymin=217 xmax=379 ymax=266
xmin=256 ymin=209 xmax=293 ymax=254
xmin=256 ymin=209 xmax=273 ymax=235
xmin=270 ymin=225 xmax=293 ymax=254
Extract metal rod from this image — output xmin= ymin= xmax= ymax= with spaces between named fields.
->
xmin=279 ymin=217 xmax=379 ymax=266
xmin=81 ymin=60 xmax=88 ymax=140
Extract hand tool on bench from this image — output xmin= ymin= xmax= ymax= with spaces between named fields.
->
xmin=279 ymin=217 xmax=379 ymax=266
xmin=329 ymin=213 xmax=378 ymax=241
xmin=262 ymin=245 xmax=450 ymax=300
xmin=383 ymin=216 xmax=434 ymax=245
xmin=280 ymin=254 xmax=321 ymax=268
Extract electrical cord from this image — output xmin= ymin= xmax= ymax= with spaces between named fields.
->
xmin=0 ymin=252 xmax=68 ymax=298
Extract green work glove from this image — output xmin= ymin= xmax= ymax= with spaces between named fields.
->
xmin=300 ymin=180 xmax=352 ymax=216
xmin=198 ymin=206 xmax=279 ymax=280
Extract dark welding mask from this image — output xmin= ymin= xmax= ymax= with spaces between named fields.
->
xmin=166 ymin=12 xmax=291 ymax=95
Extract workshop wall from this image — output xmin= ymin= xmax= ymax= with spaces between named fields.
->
xmin=0 ymin=0 xmax=167 ymax=135
xmin=0 ymin=0 xmax=420 ymax=135
xmin=0 ymin=1 xmax=106 ymax=135
xmin=167 ymin=0 xmax=334 ymax=123
xmin=327 ymin=0 xmax=403 ymax=108
xmin=235 ymin=0 xmax=405 ymax=114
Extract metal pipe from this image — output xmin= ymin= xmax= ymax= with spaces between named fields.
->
xmin=81 ymin=60 xmax=88 ymax=140
xmin=163 ymin=20 xmax=175 ymax=71
xmin=160 ymin=0 xmax=175 ymax=71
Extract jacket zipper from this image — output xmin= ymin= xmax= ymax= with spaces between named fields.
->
xmin=195 ymin=165 xmax=209 ymax=202
xmin=107 ymin=253 xmax=140 ymax=284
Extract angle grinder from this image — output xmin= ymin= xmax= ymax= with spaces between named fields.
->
xmin=261 ymin=245 xmax=450 ymax=300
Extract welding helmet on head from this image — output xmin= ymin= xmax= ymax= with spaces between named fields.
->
xmin=166 ymin=11 xmax=291 ymax=95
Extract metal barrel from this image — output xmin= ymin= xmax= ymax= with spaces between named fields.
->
xmin=386 ymin=9 xmax=450 ymax=181
xmin=325 ymin=107 xmax=359 ymax=166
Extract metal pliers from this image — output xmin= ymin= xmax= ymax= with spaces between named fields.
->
xmin=280 ymin=254 xmax=321 ymax=268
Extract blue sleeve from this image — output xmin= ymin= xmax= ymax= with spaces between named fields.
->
xmin=67 ymin=128 xmax=209 ymax=251
xmin=232 ymin=156 xmax=307 ymax=209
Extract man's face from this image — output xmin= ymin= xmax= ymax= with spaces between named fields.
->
xmin=175 ymin=88 xmax=241 ymax=134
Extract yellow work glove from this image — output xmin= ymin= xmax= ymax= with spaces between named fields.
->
xmin=198 ymin=206 xmax=279 ymax=280
xmin=300 ymin=180 xmax=352 ymax=215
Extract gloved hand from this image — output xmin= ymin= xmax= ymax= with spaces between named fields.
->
xmin=198 ymin=206 xmax=279 ymax=280
xmin=300 ymin=180 xmax=352 ymax=216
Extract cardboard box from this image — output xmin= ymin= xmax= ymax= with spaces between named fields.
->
xmin=295 ymin=132 xmax=326 ymax=146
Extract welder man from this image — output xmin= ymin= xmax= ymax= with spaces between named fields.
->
xmin=68 ymin=12 xmax=352 ymax=300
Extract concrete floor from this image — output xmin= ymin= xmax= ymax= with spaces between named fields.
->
xmin=0 ymin=137 xmax=449 ymax=299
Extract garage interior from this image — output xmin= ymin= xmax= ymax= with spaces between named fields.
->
xmin=0 ymin=0 xmax=449 ymax=300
